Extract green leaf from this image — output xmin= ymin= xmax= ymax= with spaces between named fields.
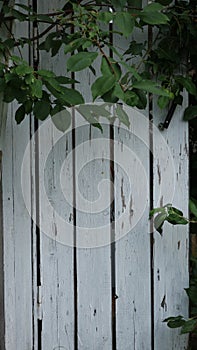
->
xmin=124 ymin=40 xmax=144 ymax=56
xmin=51 ymin=109 xmax=71 ymax=132
xmin=164 ymin=206 xmax=188 ymax=225
xmin=115 ymin=104 xmax=130 ymax=128
xmin=185 ymin=285 xmax=197 ymax=305
xmin=154 ymin=212 xmax=168 ymax=234
xmin=25 ymin=74 xmax=34 ymax=85
xmin=167 ymin=213 xmax=188 ymax=225
xmin=134 ymin=89 xmax=147 ymax=109
xmin=113 ymin=84 xmax=125 ymax=100
xmin=101 ymin=88 xmax=119 ymax=103
xmin=67 ymin=52 xmax=98 ymax=72
xmin=64 ymin=38 xmax=87 ymax=54
xmin=39 ymin=32 xmax=58 ymax=52
xmin=55 ymin=76 xmax=78 ymax=85
xmin=15 ymin=64 xmax=34 ymax=76
xmin=181 ymin=319 xmax=197 ymax=334
xmin=142 ymin=2 xmax=164 ymax=12
xmin=31 ymin=79 xmax=42 ymax=98
xmin=47 ymin=86 xmax=84 ymax=106
xmin=132 ymin=80 xmax=173 ymax=97
xmin=119 ymin=62 xmax=142 ymax=81
xmin=101 ymin=57 xmax=121 ymax=81
xmin=36 ymin=14 xmax=54 ymax=23
xmin=37 ymin=70 xmax=55 ymax=78
xmin=92 ymin=76 xmax=116 ymax=101
xmin=33 ymin=100 xmax=51 ymax=120
xmin=43 ymin=77 xmax=62 ymax=92
xmin=140 ymin=3 xmax=169 ymax=25
xmin=183 ymin=105 xmax=197 ymax=121
xmin=111 ymin=0 xmax=127 ymax=9
xmin=158 ymin=95 xmax=170 ymax=109
xmin=15 ymin=3 xmax=33 ymax=11
xmin=190 ymin=198 xmax=197 ymax=218
xmin=60 ymin=87 xmax=84 ymax=105
xmin=114 ymin=12 xmax=135 ymax=38
xmin=11 ymin=9 xmax=27 ymax=21
xmin=24 ymin=100 xmax=33 ymax=114
xmin=15 ymin=105 xmax=26 ymax=124
xmin=163 ymin=315 xmax=185 ymax=329
xmin=123 ymin=90 xmax=139 ymax=106
xmin=175 ymin=76 xmax=197 ymax=96
xmin=51 ymin=40 xmax=63 ymax=57
xmin=11 ymin=55 xmax=25 ymax=64
xmin=76 ymin=105 xmax=103 ymax=132
xmin=97 ymin=12 xmax=114 ymax=23
xmin=0 ymin=78 xmax=6 ymax=92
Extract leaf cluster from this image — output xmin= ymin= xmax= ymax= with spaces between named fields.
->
xmin=150 ymin=200 xmax=197 ymax=338
xmin=0 ymin=0 xmax=177 ymax=128
xmin=163 ymin=256 xmax=197 ymax=336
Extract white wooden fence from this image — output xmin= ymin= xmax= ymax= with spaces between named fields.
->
xmin=0 ymin=0 xmax=189 ymax=349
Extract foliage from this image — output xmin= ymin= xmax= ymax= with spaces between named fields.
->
xmin=163 ymin=256 xmax=197 ymax=336
xmin=0 ymin=0 xmax=196 ymax=129
xmin=151 ymin=199 xmax=197 ymax=339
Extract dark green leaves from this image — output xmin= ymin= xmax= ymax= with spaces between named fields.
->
xmin=132 ymin=80 xmax=173 ymax=98
xmin=139 ymin=3 xmax=169 ymax=25
xmin=111 ymin=0 xmax=127 ymax=9
xmin=164 ymin=315 xmax=197 ymax=334
xmin=51 ymin=109 xmax=71 ymax=132
xmin=92 ymin=76 xmax=116 ymax=101
xmin=67 ymin=52 xmax=98 ymax=72
xmin=101 ymin=57 xmax=121 ymax=81
xmin=163 ymin=316 xmax=186 ymax=329
xmin=15 ymin=105 xmax=26 ymax=124
xmin=33 ymin=101 xmax=51 ymax=120
xmin=189 ymin=198 xmax=197 ymax=218
xmin=180 ymin=319 xmax=197 ymax=334
xmin=114 ymin=12 xmax=135 ymax=38
xmin=175 ymin=76 xmax=197 ymax=96
xmin=150 ymin=204 xmax=188 ymax=234
xmin=115 ymin=104 xmax=130 ymax=128
xmin=183 ymin=106 xmax=197 ymax=121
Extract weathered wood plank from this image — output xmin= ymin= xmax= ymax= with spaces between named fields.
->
xmin=37 ymin=1 xmax=75 ymax=348
xmin=2 ymin=3 xmax=33 ymax=347
xmin=75 ymin=112 xmax=112 ymax=349
xmin=114 ymin=106 xmax=152 ymax=349
xmin=3 ymin=102 xmax=33 ymax=350
xmin=153 ymin=98 xmax=189 ymax=350
xmin=0 ymin=150 xmax=5 ymax=350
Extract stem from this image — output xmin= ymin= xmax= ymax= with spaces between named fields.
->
xmin=96 ymin=40 xmax=116 ymax=75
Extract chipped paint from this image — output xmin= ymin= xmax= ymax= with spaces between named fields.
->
xmin=161 ymin=295 xmax=167 ymax=311
xmin=157 ymin=162 xmax=161 ymax=185
xmin=121 ymin=178 xmax=126 ymax=212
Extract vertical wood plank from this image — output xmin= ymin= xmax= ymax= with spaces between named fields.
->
xmin=75 ymin=113 xmax=112 ymax=349
xmin=153 ymin=99 xmax=189 ymax=350
xmin=3 ymin=103 xmax=33 ymax=350
xmin=0 ymin=150 xmax=5 ymax=350
xmin=114 ymin=106 xmax=152 ymax=349
xmin=74 ymin=50 xmax=112 ymax=345
xmin=37 ymin=1 xmax=75 ymax=348
xmin=2 ymin=2 xmax=33 ymax=347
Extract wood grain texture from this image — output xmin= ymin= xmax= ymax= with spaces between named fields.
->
xmin=75 ymin=114 xmax=112 ymax=349
xmin=114 ymin=106 xmax=152 ymax=350
xmin=2 ymin=7 xmax=33 ymax=349
xmin=37 ymin=1 xmax=75 ymax=349
xmin=0 ymin=150 xmax=5 ymax=350
xmin=153 ymin=98 xmax=189 ymax=350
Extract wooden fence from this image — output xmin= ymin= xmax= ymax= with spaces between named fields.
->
xmin=0 ymin=0 xmax=189 ymax=349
